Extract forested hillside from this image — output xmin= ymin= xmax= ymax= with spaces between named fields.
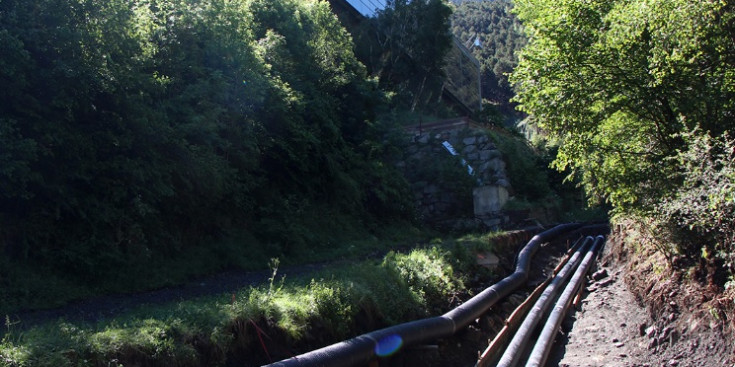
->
xmin=0 ymin=0 xmax=420 ymax=312
xmin=451 ymin=0 xmax=525 ymax=116
xmin=512 ymin=0 xmax=735 ymax=286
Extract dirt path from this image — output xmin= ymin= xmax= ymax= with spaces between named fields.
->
xmin=6 ymin=263 xmax=328 ymax=332
xmin=8 ymin=242 xmax=427 ymax=332
xmin=549 ymin=265 xmax=651 ymax=366
xmin=548 ymin=245 xmax=734 ymax=367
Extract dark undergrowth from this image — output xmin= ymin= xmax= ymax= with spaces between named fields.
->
xmin=0 ymin=216 xmax=419 ymax=317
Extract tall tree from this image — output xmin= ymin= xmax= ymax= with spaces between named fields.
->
xmin=0 ymin=0 xmax=413 ymax=301
xmin=355 ymin=0 xmax=454 ymax=113
xmin=511 ymin=0 xmax=735 ymax=272
xmin=511 ymin=0 xmax=735 ymax=210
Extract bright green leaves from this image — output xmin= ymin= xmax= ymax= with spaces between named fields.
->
xmin=514 ymin=0 xmax=735 ymax=279
xmin=306 ymin=1 xmax=363 ymax=88
xmin=512 ymin=0 xmax=735 ymax=211
xmin=555 ymin=110 xmax=668 ymax=207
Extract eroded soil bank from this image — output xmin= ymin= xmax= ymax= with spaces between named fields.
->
xmin=552 ymin=223 xmax=735 ymax=367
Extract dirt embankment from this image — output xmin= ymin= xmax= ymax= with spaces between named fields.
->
xmin=553 ymin=222 xmax=735 ymax=367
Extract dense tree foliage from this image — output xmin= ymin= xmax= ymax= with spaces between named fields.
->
xmin=512 ymin=0 xmax=735 ymax=277
xmin=352 ymin=0 xmax=455 ymax=114
xmin=0 ymin=0 xmax=414 ymax=304
xmin=451 ymin=0 xmax=526 ymax=112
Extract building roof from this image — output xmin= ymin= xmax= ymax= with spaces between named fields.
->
xmin=343 ymin=0 xmax=386 ymax=17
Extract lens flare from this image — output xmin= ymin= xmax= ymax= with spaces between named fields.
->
xmin=375 ymin=334 xmax=403 ymax=357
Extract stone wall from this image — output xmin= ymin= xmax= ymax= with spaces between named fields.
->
xmin=398 ymin=125 xmax=512 ymax=229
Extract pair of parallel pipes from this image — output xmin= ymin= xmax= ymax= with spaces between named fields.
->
xmin=263 ymin=223 xmax=585 ymax=367
xmin=495 ymin=235 xmax=605 ymax=367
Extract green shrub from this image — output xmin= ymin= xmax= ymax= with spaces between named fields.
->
xmin=687 ymin=132 xmax=733 ymax=244
xmin=381 ymin=247 xmax=461 ymax=311
xmin=655 ymin=131 xmax=735 ymax=283
xmin=488 ymin=129 xmax=552 ymax=202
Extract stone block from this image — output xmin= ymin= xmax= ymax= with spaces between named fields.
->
xmin=478 ymin=161 xmax=493 ymax=173
xmin=489 ymin=158 xmax=506 ymax=172
xmin=480 ymin=149 xmax=502 ymax=161
xmin=473 ymin=185 xmax=509 ymax=215
xmin=462 ymin=144 xmax=477 ymax=155
xmin=462 ymin=136 xmax=477 ymax=145
xmin=476 ymin=251 xmax=500 ymax=270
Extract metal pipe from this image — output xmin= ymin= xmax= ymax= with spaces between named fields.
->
xmin=262 ymin=223 xmax=583 ymax=367
xmin=495 ymin=236 xmax=595 ymax=367
xmin=476 ymin=234 xmax=589 ymax=367
xmin=476 ymin=276 xmax=551 ymax=367
xmin=525 ymin=235 xmax=605 ymax=367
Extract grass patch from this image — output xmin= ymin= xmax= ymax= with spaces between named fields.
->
xmin=1 ymin=233 xmax=498 ymax=367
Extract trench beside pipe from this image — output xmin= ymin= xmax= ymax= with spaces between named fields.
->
xmin=263 ymin=223 xmax=583 ymax=367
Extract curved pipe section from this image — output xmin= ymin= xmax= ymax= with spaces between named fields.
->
xmin=525 ymin=235 xmax=605 ymax=367
xmin=263 ymin=223 xmax=583 ymax=367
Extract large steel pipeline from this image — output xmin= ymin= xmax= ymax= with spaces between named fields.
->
xmin=495 ymin=236 xmax=595 ymax=367
xmin=262 ymin=223 xmax=583 ymax=367
xmin=525 ymin=235 xmax=605 ymax=367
